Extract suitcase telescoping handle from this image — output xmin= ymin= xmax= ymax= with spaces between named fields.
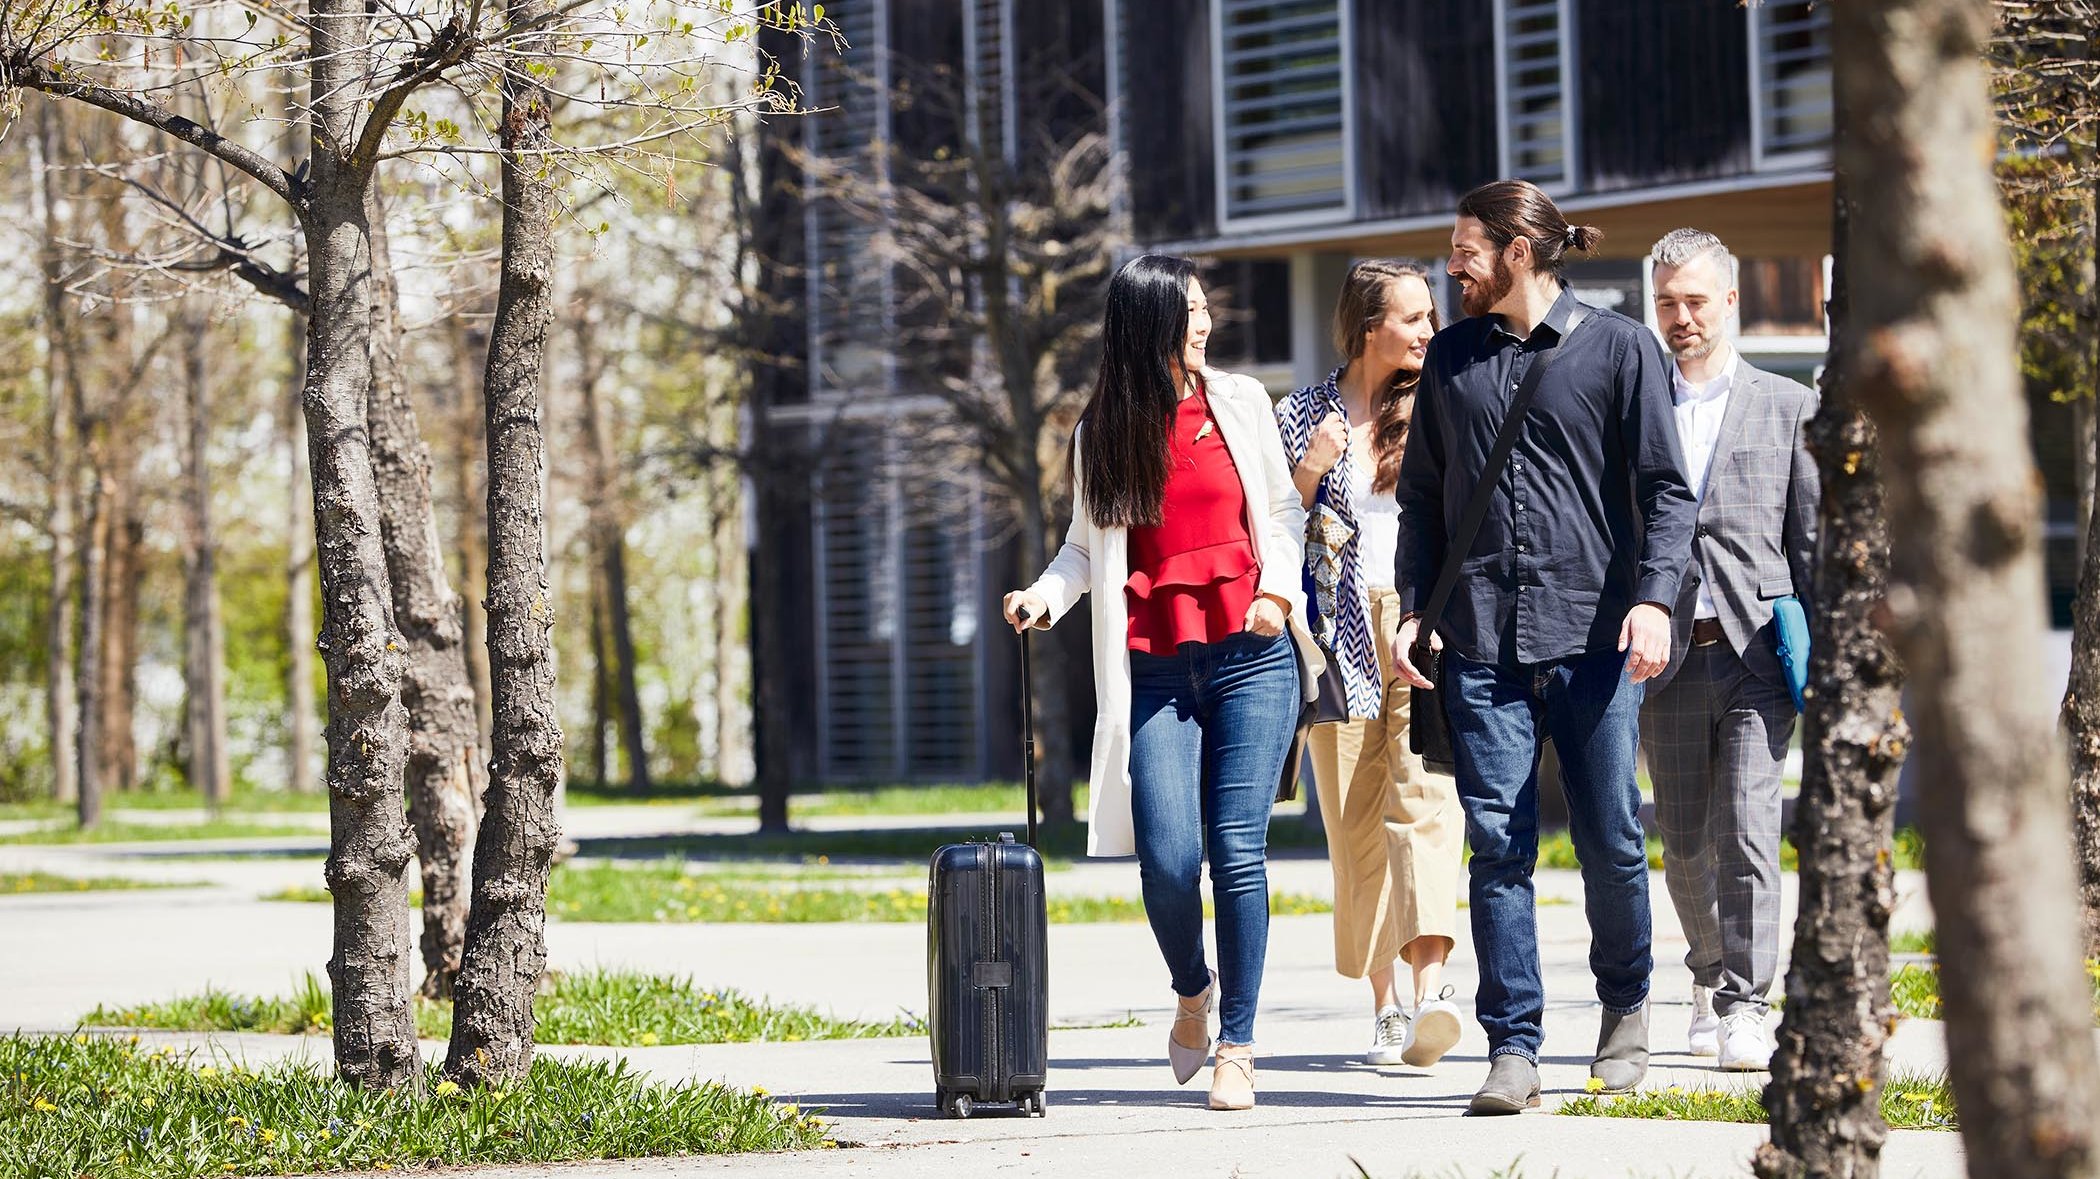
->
xmin=1016 ymin=605 xmax=1039 ymax=849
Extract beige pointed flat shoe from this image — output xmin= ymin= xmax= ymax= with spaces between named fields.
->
xmin=1208 ymin=1044 xmax=1255 ymax=1110
xmin=1167 ymin=971 xmax=1216 ymax=1085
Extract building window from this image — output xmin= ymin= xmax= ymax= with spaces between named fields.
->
xmin=1751 ymin=0 xmax=1833 ymax=165
xmin=1216 ymin=0 xmax=1349 ymax=223
xmin=1494 ymin=0 xmax=1573 ymax=191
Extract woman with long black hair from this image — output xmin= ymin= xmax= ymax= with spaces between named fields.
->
xmin=1003 ymin=254 xmax=1320 ymax=1111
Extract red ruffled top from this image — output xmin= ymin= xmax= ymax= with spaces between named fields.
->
xmin=1125 ymin=384 xmax=1261 ymax=653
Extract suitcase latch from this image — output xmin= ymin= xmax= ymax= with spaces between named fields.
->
xmin=971 ymin=961 xmax=1013 ymax=989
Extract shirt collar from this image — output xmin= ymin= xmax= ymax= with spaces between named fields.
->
xmin=1488 ymin=284 xmax=1582 ymax=347
xmin=1670 ymin=343 xmax=1740 ymax=404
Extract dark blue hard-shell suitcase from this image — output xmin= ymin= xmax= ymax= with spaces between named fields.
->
xmin=926 ymin=614 xmax=1049 ymax=1118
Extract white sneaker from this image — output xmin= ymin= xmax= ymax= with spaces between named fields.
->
xmin=1365 ymin=1005 xmax=1409 ymax=1066
xmin=1687 ymin=984 xmax=1720 ymax=1057
xmin=1718 ymin=1008 xmax=1773 ymax=1071
xmin=1402 ymin=990 xmax=1463 ymax=1067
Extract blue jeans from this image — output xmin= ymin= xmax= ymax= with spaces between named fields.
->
xmin=1127 ymin=631 xmax=1298 ymax=1046
xmin=1445 ymin=647 xmax=1652 ymax=1062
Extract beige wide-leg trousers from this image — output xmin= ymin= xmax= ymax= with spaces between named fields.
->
xmin=1309 ymin=586 xmax=1465 ymax=979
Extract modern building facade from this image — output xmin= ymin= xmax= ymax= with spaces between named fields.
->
xmin=761 ymin=0 xmax=1838 ymax=785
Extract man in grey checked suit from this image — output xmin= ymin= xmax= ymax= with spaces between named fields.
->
xmin=1637 ymin=229 xmax=1818 ymax=1072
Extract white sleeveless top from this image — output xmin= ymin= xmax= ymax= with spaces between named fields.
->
xmin=1345 ymin=438 xmax=1401 ymax=590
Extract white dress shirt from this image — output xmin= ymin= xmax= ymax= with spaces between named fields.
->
xmin=1672 ymin=345 xmax=1739 ymax=621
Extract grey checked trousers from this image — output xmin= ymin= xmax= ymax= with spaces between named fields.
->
xmin=1638 ymin=640 xmax=1793 ymax=1017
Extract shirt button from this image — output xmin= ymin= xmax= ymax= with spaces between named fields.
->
xmin=1518 ymin=543 xmax=1529 ymax=553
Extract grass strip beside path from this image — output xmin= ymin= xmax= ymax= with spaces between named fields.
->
xmin=1557 ymin=1071 xmax=1958 ymax=1131
xmin=1 ymin=1033 xmax=824 ymax=1179
xmin=2 ymin=872 xmax=195 ymax=895
xmin=86 ymin=970 xmax=925 ymax=1046
xmin=0 ymin=820 xmax=319 ymax=847
xmin=265 ymin=861 xmax=1335 ymax=923
xmin=1890 ymin=960 xmax=2100 ymax=1024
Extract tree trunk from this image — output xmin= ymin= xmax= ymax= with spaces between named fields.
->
xmin=2066 ymin=181 xmax=2100 ymax=962
xmin=1838 ymin=4 xmax=2100 ymax=1176
xmin=589 ymin=569 xmax=611 ymax=788
xmin=103 ymin=493 xmax=142 ymax=794
xmin=75 ymin=460 xmax=106 ymax=829
xmin=1017 ymin=472 xmax=1077 ymax=826
xmin=305 ymin=0 xmax=420 ymax=1089
xmin=366 ymin=192 xmax=486 ymax=1000
xmin=179 ymin=302 xmax=231 ymax=806
xmin=446 ymin=0 xmax=563 ymax=1084
xmin=572 ymin=311 xmax=648 ymax=790
xmin=287 ymin=311 xmax=320 ymax=796
xmin=35 ymin=99 xmax=80 ymax=807
xmin=451 ymin=318 xmax=495 ymax=744
xmin=740 ymin=84 xmax=801 ymax=833
xmin=1755 ymin=164 xmax=1909 ymax=1179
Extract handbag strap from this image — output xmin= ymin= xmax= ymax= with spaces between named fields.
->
xmin=1414 ymin=304 xmax=1590 ymax=645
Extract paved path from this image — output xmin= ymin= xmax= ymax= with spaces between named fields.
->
xmin=0 ymin=824 xmax=1966 ymax=1177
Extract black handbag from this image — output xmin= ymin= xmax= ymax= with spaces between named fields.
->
xmin=1278 ymin=630 xmax=1343 ymax=802
xmin=1409 ymin=306 xmax=1589 ymax=774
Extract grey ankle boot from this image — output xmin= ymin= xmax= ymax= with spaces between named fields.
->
xmin=1591 ymin=1002 xmax=1650 ymax=1092
xmin=1467 ymin=1054 xmax=1541 ymax=1115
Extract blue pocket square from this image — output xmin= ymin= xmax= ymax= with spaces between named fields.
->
xmin=1773 ymin=596 xmax=1810 ymax=712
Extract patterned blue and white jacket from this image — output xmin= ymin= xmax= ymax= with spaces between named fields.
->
xmin=1276 ymin=368 xmax=1384 ymax=720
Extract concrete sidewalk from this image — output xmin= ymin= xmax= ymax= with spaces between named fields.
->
xmin=0 ymin=833 xmax=1966 ymax=1177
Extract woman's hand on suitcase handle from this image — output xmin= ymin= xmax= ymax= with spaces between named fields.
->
xmin=1003 ymin=591 xmax=1048 ymax=633
xmin=1393 ymin=615 xmax=1441 ymax=690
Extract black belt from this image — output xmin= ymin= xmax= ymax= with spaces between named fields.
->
xmin=1691 ymin=618 xmax=1726 ymax=647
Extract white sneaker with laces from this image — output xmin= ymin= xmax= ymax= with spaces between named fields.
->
xmin=1718 ymin=1008 xmax=1774 ymax=1071
xmin=1402 ymin=988 xmax=1463 ymax=1068
xmin=1365 ymin=1005 xmax=1409 ymax=1066
xmin=1687 ymin=984 xmax=1720 ymax=1058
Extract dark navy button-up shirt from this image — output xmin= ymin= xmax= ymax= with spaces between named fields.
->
xmin=1394 ymin=286 xmax=1696 ymax=668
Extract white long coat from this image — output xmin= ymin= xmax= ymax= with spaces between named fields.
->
xmin=1024 ymin=368 xmax=1325 ymax=857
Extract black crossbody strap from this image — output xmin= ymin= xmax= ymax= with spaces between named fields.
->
xmin=1415 ymin=306 xmax=1589 ymax=640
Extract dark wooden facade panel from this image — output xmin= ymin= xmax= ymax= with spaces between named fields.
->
xmin=1123 ymin=0 xmax=1218 ymax=242
xmin=1576 ymin=0 xmax=1752 ymax=193
xmin=1351 ymin=0 xmax=1500 ymax=222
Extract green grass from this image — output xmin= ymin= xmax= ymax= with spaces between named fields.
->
xmin=0 ymin=819 xmax=322 ymax=847
xmin=1890 ymin=928 xmax=1936 ymax=955
xmin=263 ymin=860 xmax=1332 ymax=923
xmin=2 ymin=872 xmax=196 ymax=895
xmin=86 ymin=969 xmax=925 ymax=1046
xmin=0 ymin=1033 xmax=824 ymax=1179
xmin=1890 ymin=960 xmax=2100 ymax=1024
xmin=0 ymin=790 xmax=332 ymax=822
xmin=1556 ymin=1070 xmax=1958 ymax=1131
xmin=1521 ymin=827 xmax=1927 ymax=874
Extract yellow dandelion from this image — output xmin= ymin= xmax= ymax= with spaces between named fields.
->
xmin=753 ymin=1086 xmax=769 ymax=1098
xmin=226 ymin=1115 xmax=249 ymax=1128
xmin=1665 ymin=1086 xmax=1684 ymax=1096
xmin=376 ymin=1163 xmax=392 ymax=1172
xmin=32 ymin=1098 xmax=57 ymax=1113
xmin=222 ymin=1165 xmax=236 ymax=1173
xmin=261 ymin=1129 xmax=277 ymax=1145
xmin=1583 ymin=1077 xmax=1605 ymax=1094
xmin=317 ymin=1129 xmax=331 ymax=1142
xmin=74 ymin=1033 xmax=88 ymax=1045
xmin=197 ymin=1066 xmax=218 ymax=1079
xmin=434 ymin=1080 xmax=461 ymax=1097
xmin=639 ymin=1032 xmax=660 ymax=1046
xmin=141 ymin=1097 xmax=156 ymax=1110
xmin=128 ymin=1035 xmax=140 ymax=1045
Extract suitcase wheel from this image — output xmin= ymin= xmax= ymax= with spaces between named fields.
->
xmin=941 ymin=1092 xmax=973 ymax=1119
xmin=1022 ymin=1089 xmax=1047 ymax=1117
